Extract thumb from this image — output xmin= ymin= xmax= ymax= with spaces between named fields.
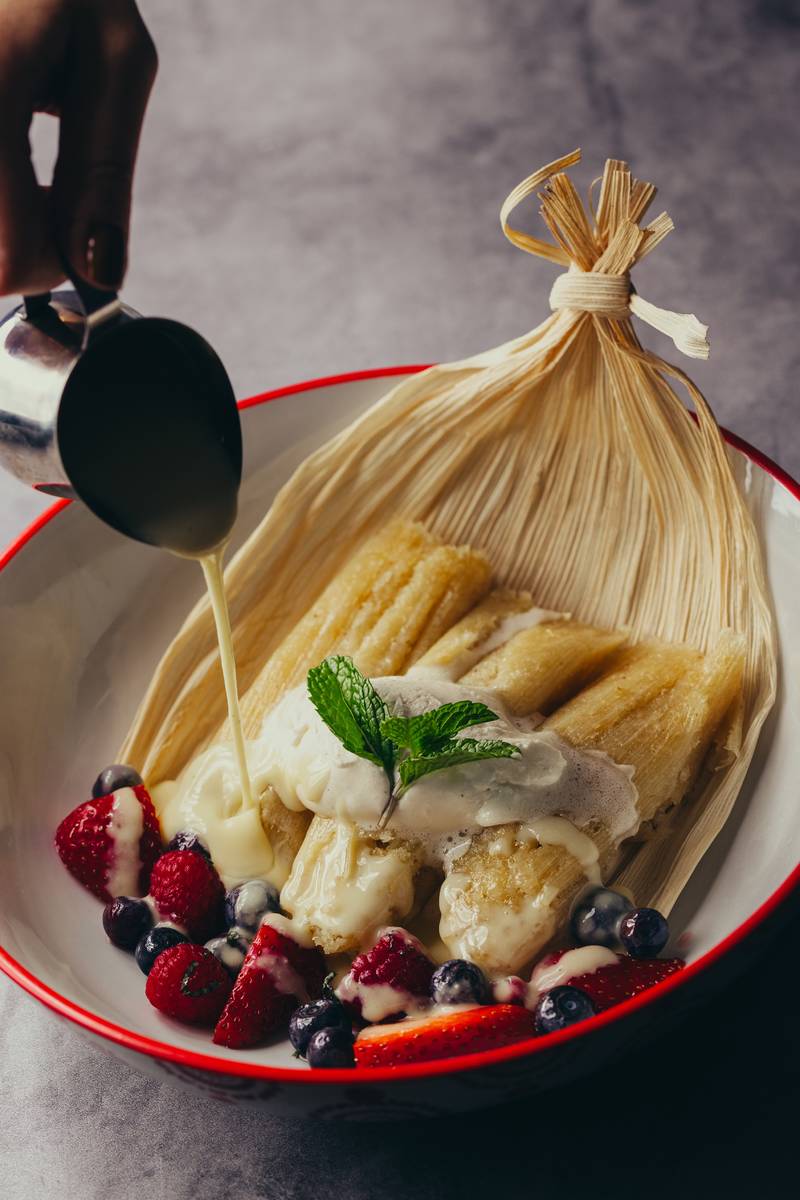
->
xmin=52 ymin=3 xmax=157 ymax=290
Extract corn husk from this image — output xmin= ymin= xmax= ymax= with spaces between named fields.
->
xmin=121 ymin=150 xmax=776 ymax=915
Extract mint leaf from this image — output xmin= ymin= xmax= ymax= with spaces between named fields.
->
xmin=307 ymin=656 xmax=394 ymax=786
xmin=396 ymin=738 xmax=520 ymax=794
xmin=381 ymin=701 xmax=499 ymax=755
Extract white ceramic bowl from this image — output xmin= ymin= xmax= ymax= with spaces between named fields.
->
xmin=1 ymin=367 xmax=798 ymax=1119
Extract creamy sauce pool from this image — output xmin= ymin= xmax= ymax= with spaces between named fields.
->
xmin=153 ymin=675 xmax=638 ymax=887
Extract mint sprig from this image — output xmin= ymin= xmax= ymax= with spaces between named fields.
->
xmin=307 ymin=655 xmax=395 ymax=792
xmin=306 ymin=657 xmax=519 ymax=828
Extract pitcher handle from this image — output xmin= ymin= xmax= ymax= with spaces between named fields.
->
xmin=23 ymin=256 xmax=121 ymax=342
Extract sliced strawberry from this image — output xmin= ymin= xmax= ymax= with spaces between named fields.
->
xmin=534 ymin=948 xmax=684 ymax=1012
xmin=213 ymin=916 xmax=326 ymax=1049
xmin=149 ymin=849 xmax=225 ymax=939
xmin=574 ymin=955 xmax=684 ymax=1010
xmin=354 ymin=1004 xmax=535 ymax=1068
xmin=55 ymin=785 xmax=161 ymax=902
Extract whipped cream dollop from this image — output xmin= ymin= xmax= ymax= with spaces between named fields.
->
xmin=257 ymin=676 xmax=637 ymax=841
xmin=153 ymin=675 xmax=638 ymax=886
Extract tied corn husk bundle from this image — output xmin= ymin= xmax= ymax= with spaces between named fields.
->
xmin=122 ymin=150 xmax=776 ymax=915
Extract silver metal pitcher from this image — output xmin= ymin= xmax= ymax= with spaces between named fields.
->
xmin=0 ymin=276 xmax=242 ymax=557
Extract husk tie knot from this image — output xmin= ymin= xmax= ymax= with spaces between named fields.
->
xmin=501 ymin=150 xmax=710 ymax=361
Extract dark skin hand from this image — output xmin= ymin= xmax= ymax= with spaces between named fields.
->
xmin=0 ymin=0 xmax=156 ymax=296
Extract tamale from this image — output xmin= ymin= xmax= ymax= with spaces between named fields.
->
xmin=439 ymin=635 xmax=744 ymax=972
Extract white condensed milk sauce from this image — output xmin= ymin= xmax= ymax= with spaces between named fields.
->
xmin=105 ymin=786 xmax=145 ymax=897
xmin=152 ymin=547 xmax=267 ymax=886
xmin=199 ymin=549 xmax=254 ymax=814
xmin=153 ymin=669 xmax=638 ymax=890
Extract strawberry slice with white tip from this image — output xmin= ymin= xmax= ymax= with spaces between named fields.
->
xmin=354 ymin=1004 xmax=535 ymax=1068
xmin=532 ymin=948 xmax=684 ymax=1012
xmin=55 ymin=785 xmax=161 ymax=902
xmin=213 ymin=915 xmax=327 ymax=1049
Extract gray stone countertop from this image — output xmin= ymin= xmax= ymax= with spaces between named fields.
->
xmin=1 ymin=2 xmax=798 ymax=1196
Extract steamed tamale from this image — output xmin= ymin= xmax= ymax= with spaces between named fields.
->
xmin=438 ymin=634 xmax=744 ymax=973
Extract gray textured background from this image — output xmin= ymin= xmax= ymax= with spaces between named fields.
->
xmin=1 ymin=2 xmax=799 ymax=1197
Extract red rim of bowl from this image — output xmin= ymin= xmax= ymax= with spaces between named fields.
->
xmin=1 ymin=363 xmax=799 ymax=1087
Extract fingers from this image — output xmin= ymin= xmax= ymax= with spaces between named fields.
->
xmin=0 ymin=0 xmax=68 ymax=294
xmin=0 ymin=128 xmax=63 ymax=296
xmin=52 ymin=0 xmax=157 ymax=290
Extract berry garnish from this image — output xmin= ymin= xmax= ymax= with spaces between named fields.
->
xmin=492 ymin=975 xmax=530 ymax=1006
xmin=135 ymin=924 xmax=189 ymax=975
xmin=224 ymin=879 xmax=280 ymax=933
xmin=337 ymin=928 xmax=435 ymax=1023
xmin=306 ymin=1027 xmax=356 ymax=1069
xmin=569 ymin=885 xmax=632 ymax=948
xmin=91 ymin=764 xmax=143 ymax=799
xmin=534 ymin=986 xmax=596 ymax=1034
xmin=205 ymin=928 xmax=252 ymax=977
xmin=145 ymin=944 xmax=232 ymax=1026
xmin=536 ymin=948 xmax=684 ymax=1011
xmin=55 ymin=785 xmax=161 ymax=902
xmin=618 ymin=907 xmax=670 ymax=959
xmin=213 ymin=916 xmax=327 ymax=1049
xmin=577 ymin=953 xmax=684 ymax=1009
xmin=165 ymin=830 xmax=212 ymax=862
xmin=354 ymin=1004 xmax=535 ymax=1068
xmin=289 ymin=978 xmax=353 ymax=1056
xmin=102 ymin=896 xmax=153 ymax=950
xmin=430 ymin=959 xmax=490 ymax=1006
xmin=149 ymin=849 xmax=225 ymax=939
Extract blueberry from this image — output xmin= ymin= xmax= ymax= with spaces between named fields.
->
xmin=534 ymin=986 xmax=596 ymax=1035
xmin=224 ymin=880 xmax=280 ymax=932
xmin=102 ymin=897 xmax=153 ymax=951
xmin=166 ymin=830 xmax=212 ymax=862
xmin=91 ymin=764 xmax=143 ymax=799
xmin=205 ymin=928 xmax=251 ymax=976
xmin=306 ymin=1026 xmax=356 ymax=1069
xmin=290 ymin=998 xmax=352 ymax=1056
xmin=619 ymin=907 xmax=669 ymax=959
xmin=569 ymin=885 xmax=632 ymax=948
xmin=135 ymin=924 xmax=189 ymax=975
xmin=430 ymin=959 xmax=491 ymax=1006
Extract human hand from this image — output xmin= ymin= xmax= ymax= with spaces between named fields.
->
xmin=0 ymin=0 xmax=157 ymax=296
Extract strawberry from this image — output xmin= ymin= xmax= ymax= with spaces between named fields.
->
xmin=213 ymin=915 xmax=327 ymax=1049
xmin=534 ymin=948 xmax=684 ymax=1012
xmin=148 ymin=849 xmax=225 ymax=939
xmin=354 ymin=1004 xmax=535 ymax=1068
xmin=145 ymin=943 xmax=232 ymax=1026
xmin=337 ymin=928 xmax=435 ymax=1023
xmin=55 ymin=785 xmax=161 ymax=902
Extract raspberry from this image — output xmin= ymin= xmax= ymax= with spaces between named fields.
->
xmin=350 ymin=929 xmax=434 ymax=994
xmin=337 ymin=928 xmax=434 ymax=1022
xmin=145 ymin=944 xmax=232 ymax=1026
xmin=148 ymin=849 xmax=225 ymax=939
